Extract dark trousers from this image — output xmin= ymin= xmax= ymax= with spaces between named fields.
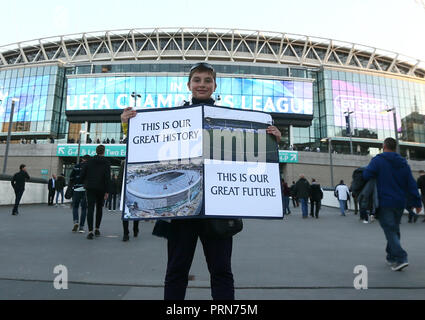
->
xmin=353 ymin=197 xmax=359 ymax=215
xmin=123 ymin=220 xmax=140 ymax=235
xmin=310 ymin=200 xmax=321 ymax=218
xmin=164 ymin=220 xmax=234 ymax=300
xmin=86 ymin=189 xmax=105 ymax=232
xmin=13 ymin=188 xmax=24 ymax=213
xmin=360 ymin=209 xmax=369 ymax=221
xmin=48 ymin=189 xmax=55 ymax=205
xmin=292 ymin=196 xmax=299 ymax=207
xmin=106 ymin=193 xmax=117 ymax=210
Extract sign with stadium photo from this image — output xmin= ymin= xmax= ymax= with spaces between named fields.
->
xmin=123 ymin=104 xmax=283 ymax=220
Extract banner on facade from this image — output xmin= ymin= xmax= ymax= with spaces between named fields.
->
xmin=123 ymin=104 xmax=283 ymax=220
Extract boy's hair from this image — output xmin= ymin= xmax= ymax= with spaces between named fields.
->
xmin=96 ymin=144 xmax=105 ymax=155
xmin=188 ymin=62 xmax=216 ymax=82
xmin=383 ymin=137 xmax=397 ymax=151
xmin=19 ymin=164 xmax=26 ymax=170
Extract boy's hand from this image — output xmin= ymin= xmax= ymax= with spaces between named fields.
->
xmin=415 ymin=207 xmax=422 ymax=214
xmin=121 ymin=107 xmax=137 ymax=124
xmin=266 ymin=125 xmax=281 ymax=143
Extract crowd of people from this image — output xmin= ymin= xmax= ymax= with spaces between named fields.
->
xmin=8 ymin=62 xmax=425 ymax=300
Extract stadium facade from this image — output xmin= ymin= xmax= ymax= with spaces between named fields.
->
xmin=1 ymin=28 xmax=425 ymax=176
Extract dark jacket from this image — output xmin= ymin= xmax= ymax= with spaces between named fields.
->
xmin=294 ymin=178 xmax=311 ymax=199
xmin=69 ymin=162 xmax=88 ymax=190
xmin=357 ymin=178 xmax=379 ymax=214
xmin=80 ymin=155 xmax=111 ymax=193
xmin=11 ymin=170 xmax=30 ymax=191
xmin=351 ymin=167 xmax=378 ymax=213
xmin=55 ymin=175 xmax=66 ymax=191
xmin=363 ymin=152 xmax=421 ymax=209
xmin=310 ymin=183 xmax=323 ymax=201
xmin=350 ymin=167 xmax=367 ymax=198
xmin=48 ymin=178 xmax=55 ymax=191
xmin=281 ymin=181 xmax=290 ymax=196
xmin=417 ymin=175 xmax=425 ymax=196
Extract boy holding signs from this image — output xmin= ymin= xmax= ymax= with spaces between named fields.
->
xmin=121 ymin=62 xmax=281 ymax=300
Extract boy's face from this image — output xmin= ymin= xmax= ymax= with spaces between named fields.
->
xmin=187 ymin=70 xmax=217 ymax=100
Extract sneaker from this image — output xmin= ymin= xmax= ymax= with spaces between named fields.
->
xmin=363 ymin=220 xmax=369 ymax=224
xmin=87 ymin=232 xmax=94 ymax=240
xmin=391 ymin=262 xmax=409 ymax=271
xmin=72 ymin=224 xmax=79 ymax=232
xmin=386 ymin=259 xmax=396 ymax=266
xmin=94 ymin=229 xmax=101 ymax=237
xmin=123 ymin=234 xmax=129 ymax=242
xmin=78 ymin=227 xmax=85 ymax=233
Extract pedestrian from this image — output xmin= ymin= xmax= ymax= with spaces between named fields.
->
xmin=106 ymin=174 xmax=118 ymax=211
xmin=309 ymin=178 xmax=323 ymax=218
xmin=80 ymin=145 xmax=111 ymax=240
xmin=117 ymin=160 xmax=140 ymax=242
xmin=363 ymin=137 xmax=422 ymax=271
xmin=281 ymin=178 xmax=291 ymax=216
xmin=294 ymin=174 xmax=311 ymax=218
xmin=289 ymin=181 xmax=299 ymax=208
xmin=120 ymin=62 xmax=281 ymax=300
xmin=55 ymin=173 xmax=66 ymax=206
xmin=47 ymin=174 xmax=56 ymax=206
xmin=417 ymin=170 xmax=425 ymax=222
xmin=11 ymin=164 xmax=30 ymax=215
xmin=69 ymin=154 xmax=90 ymax=233
xmin=335 ymin=180 xmax=350 ymax=216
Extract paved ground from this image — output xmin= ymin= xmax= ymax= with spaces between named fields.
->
xmin=1 ymin=202 xmax=425 ymax=300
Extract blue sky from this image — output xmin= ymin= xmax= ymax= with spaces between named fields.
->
xmin=2 ymin=0 xmax=425 ymax=61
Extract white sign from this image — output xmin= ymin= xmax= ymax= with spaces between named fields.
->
xmin=204 ymin=159 xmax=282 ymax=218
xmin=127 ymin=106 xmax=203 ymax=163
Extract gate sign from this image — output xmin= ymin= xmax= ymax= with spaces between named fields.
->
xmin=57 ymin=144 xmax=126 ymax=157
xmin=123 ymin=104 xmax=283 ymax=220
xmin=279 ymin=150 xmax=298 ymax=163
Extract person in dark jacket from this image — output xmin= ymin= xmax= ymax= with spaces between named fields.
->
xmin=289 ymin=181 xmax=299 ymax=208
xmin=117 ymin=160 xmax=139 ymax=242
xmin=47 ymin=174 xmax=56 ymax=206
xmin=69 ymin=155 xmax=90 ymax=233
xmin=294 ymin=174 xmax=311 ymax=218
xmin=309 ymin=178 xmax=323 ymax=218
xmin=363 ymin=137 xmax=422 ymax=271
xmin=80 ymin=145 xmax=111 ymax=240
xmin=11 ymin=164 xmax=30 ymax=215
xmin=120 ymin=62 xmax=282 ymax=300
xmin=55 ymin=173 xmax=66 ymax=206
xmin=417 ymin=170 xmax=425 ymax=222
xmin=106 ymin=174 xmax=118 ymax=211
xmin=281 ymin=178 xmax=291 ymax=216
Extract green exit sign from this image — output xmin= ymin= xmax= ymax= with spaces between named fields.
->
xmin=279 ymin=150 xmax=298 ymax=163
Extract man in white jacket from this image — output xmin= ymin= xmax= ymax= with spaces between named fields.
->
xmin=335 ymin=180 xmax=350 ymax=216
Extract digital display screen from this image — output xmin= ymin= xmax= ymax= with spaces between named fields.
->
xmin=0 ymin=75 xmax=50 ymax=123
xmin=332 ymin=79 xmax=401 ymax=130
xmin=66 ymin=76 xmax=313 ymax=115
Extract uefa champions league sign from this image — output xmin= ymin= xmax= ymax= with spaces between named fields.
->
xmin=123 ymin=105 xmax=283 ymax=220
xmin=66 ymin=76 xmax=313 ymax=115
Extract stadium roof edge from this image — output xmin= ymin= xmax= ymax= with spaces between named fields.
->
xmin=0 ymin=27 xmax=424 ymax=79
